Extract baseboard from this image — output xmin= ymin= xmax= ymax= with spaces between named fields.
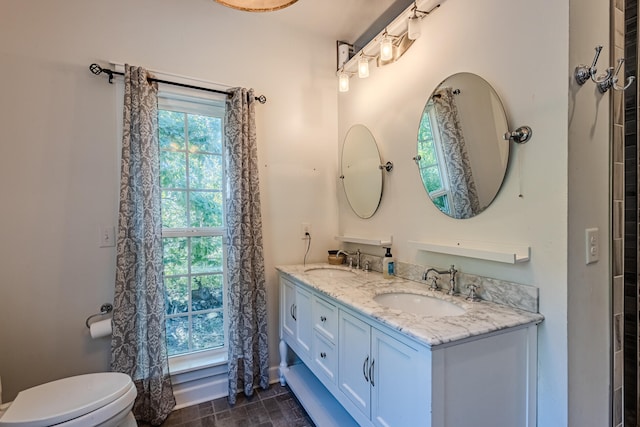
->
xmin=172 ymin=365 xmax=281 ymax=410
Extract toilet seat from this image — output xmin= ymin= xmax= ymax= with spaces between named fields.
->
xmin=0 ymin=373 xmax=136 ymax=427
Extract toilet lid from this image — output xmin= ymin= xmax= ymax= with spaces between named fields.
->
xmin=0 ymin=372 xmax=134 ymax=427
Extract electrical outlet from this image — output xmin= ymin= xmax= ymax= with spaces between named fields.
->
xmin=301 ymin=223 xmax=312 ymax=240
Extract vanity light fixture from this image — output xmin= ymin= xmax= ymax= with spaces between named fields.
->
xmin=338 ymin=70 xmax=351 ymax=92
xmin=337 ymin=41 xmax=354 ymax=70
xmin=407 ymin=1 xmax=439 ymax=40
xmin=379 ymin=31 xmax=395 ymax=61
xmin=358 ymin=54 xmax=373 ymax=78
xmin=407 ymin=14 xmax=421 ymax=40
xmin=335 ymin=0 xmax=445 ymax=91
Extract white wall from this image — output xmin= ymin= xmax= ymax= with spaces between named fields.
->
xmin=0 ymin=0 xmax=339 ymax=401
xmin=337 ymin=0 xmax=574 ymax=424
xmin=567 ymin=0 xmax=612 ymax=425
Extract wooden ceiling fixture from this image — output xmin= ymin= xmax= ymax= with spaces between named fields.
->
xmin=213 ymin=0 xmax=299 ymax=12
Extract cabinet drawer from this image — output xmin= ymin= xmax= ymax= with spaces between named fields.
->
xmin=313 ymin=332 xmax=337 ymax=384
xmin=312 ymin=296 xmax=337 ymax=342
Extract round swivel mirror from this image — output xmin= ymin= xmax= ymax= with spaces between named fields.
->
xmin=415 ymin=73 xmax=509 ymax=219
xmin=341 ymin=124 xmax=383 ymax=219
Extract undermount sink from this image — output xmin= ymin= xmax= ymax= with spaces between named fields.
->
xmin=374 ymin=292 xmax=465 ymax=317
xmin=304 ymin=267 xmax=357 ymax=278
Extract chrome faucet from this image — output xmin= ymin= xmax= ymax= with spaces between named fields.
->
xmin=422 ymin=268 xmax=440 ymax=291
xmin=337 ymin=249 xmax=361 ymax=270
xmin=423 ymin=265 xmax=457 ymax=295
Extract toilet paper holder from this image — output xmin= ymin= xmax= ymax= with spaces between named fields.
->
xmin=85 ymin=303 xmax=113 ymax=328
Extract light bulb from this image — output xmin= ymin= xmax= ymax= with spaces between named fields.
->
xmin=338 ymin=72 xmax=350 ymax=92
xmin=408 ymin=16 xmax=421 ymax=40
xmin=380 ymin=36 xmax=394 ymax=61
xmin=358 ymin=57 xmax=370 ymax=78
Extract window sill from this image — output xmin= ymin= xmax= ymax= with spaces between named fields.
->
xmin=169 ymin=349 xmax=228 ymax=376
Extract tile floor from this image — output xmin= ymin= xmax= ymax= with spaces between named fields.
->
xmin=139 ymin=383 xmax=315 ymax=427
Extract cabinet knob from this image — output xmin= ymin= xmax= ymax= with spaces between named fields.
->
xmin=320 ymin=352 xmax=326 ymax=359
xmin=320 ymin=316 xmax=327 ymax=322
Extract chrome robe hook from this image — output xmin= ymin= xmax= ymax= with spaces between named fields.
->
xmin=597 ymin=58 xmax=636 ymax=93
xmin=575 ymin=46 xmax=612 ymax=85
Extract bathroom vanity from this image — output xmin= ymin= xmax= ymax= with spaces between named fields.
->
xmin=277 ymin=264 xmax=543 ymax=427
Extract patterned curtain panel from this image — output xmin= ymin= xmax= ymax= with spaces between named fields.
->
xmin=111 ymin=65 xmax=176 ymax=425
xmin=432 ymin=87 xmax=481 ymax=219
xmin=225 ymin=88 xmax=269 ymax=405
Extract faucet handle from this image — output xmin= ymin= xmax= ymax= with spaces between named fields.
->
xmin=466 ymin=284 xmax=481 ymax=302
xmin=428 ymin=276 xmax=439 ymax=291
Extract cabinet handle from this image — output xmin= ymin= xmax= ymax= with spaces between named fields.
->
xmin=363 ymin=356 xmax=369 ymax=382
xmin=369 ymin=359 xmax=375 ymax=387
xmin=320 ymin=352 xmax=326 ymax=359
xmin=291 ymin=304 xmax=297 ymax=321
xmin=320 ymin=316 xmax=327 ymax=322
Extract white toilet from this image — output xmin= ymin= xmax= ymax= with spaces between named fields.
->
xmin=0 ymin=372 xmax=137 ymax=427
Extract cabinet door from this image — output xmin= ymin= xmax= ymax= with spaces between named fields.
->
xmin=280 ymin=278 xmax=312 ymax=359
xmin=371 ymin=328 xmax=431 ymax=427
xmin=338 ymin=310 xmax=372 ymax=418
xmin=294 ymin=286 xmax=312 ymax=357
xmin=281 ymin=278 xmax=296 ymax=340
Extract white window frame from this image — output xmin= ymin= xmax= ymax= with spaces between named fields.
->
xmin=157 ymin=87 xmax=229 ymax=374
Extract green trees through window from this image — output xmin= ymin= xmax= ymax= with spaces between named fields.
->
xmin=159 ymin=107 xmax=226 ymax=356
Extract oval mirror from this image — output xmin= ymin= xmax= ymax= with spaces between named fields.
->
xmin=416 ymin=72 xmax=509 ymax=219
xmin=341 ymin=124 xmax=383 ymax=219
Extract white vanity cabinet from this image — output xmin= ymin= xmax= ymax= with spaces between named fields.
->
xmin=278 ymin=271 xmax=539 ymax=427
xmin=280 ymin=276 xmax=312 ymax=359
xmin=339 ymin=309 xmax=430 ymax=426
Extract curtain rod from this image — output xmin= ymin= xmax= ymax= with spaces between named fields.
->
xmin=89 ymin=63 xmax=267 ymax=104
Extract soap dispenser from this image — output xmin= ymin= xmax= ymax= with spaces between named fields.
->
xmin=382 ymin=247 xmax=395 ymax=279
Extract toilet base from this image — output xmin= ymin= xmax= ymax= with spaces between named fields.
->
xmin=119 ymin=412 xmax=137 ymax=427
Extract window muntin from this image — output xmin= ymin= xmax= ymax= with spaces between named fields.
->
xmin=158 ymin=94 xmax=226 ymax=358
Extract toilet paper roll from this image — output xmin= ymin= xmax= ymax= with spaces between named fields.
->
xmin=89 ymin=318 xmax=112 ymax=339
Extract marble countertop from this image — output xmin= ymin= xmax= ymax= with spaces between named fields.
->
xmin=276 ymin=263 xmax=544 ymax=348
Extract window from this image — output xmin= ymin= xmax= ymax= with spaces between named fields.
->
xmin=158 ymin=92 xmax=227 ymax=358
xmin=417 ymin=105 xmax=451 ymax=215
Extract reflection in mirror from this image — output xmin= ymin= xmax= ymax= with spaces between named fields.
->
xmin=341 ymin=124 xmax=383 ymax=219
xmin=416 ymin=73 xmax=509 ymax=219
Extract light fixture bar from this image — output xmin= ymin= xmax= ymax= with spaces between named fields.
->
xmin=340 ymin=0 xmax=446 ymax=75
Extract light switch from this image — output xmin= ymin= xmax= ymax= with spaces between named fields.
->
xmin=585 ymin=228 xmax=599 ymax=264
xmin=99 ymin=225 xmax=115 ymax=248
